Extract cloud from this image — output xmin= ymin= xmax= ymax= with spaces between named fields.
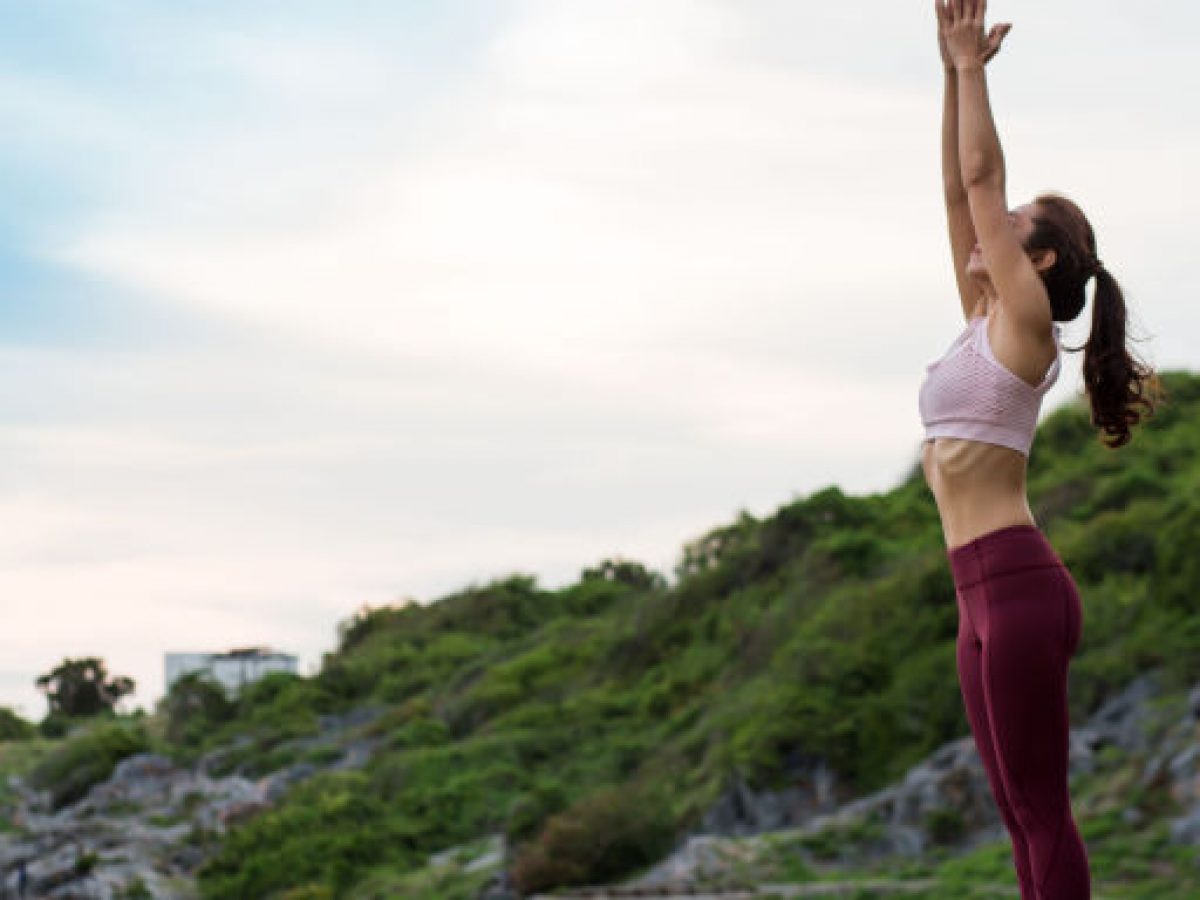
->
xmin=2 ymin=0 xmax=1196 ymax=718
xmin=41 ymin=2 xmax=947 ymax=378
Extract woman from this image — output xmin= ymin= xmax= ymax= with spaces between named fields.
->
xmin=920 ymin=2 xmax=1163 ymax=898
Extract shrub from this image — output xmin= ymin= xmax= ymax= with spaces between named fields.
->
xmin=275 ymin=887 xmax=335 ymax=900
xmin=1152 ymin=499 xmax=1200 ymax=614
xmin=1060 ymin=503 xmax=1159 ymax=583
xmin=806 ymin=532 xmax=885 ymax=580
xmin=116 ymin=876 xmax=153 ymax=899
xmin=27 ymin=722 xmax=150 ymax=811
xmin=511 ymin=780 xmax=676 ymax=893
xmin=163 ymin=671 xmax=235 ymax=747
xmin=924 ymin=806 xmax=966 ymax=845
xmin=504 ymin=779 xmax=569 ymax=844
xmin=0 ymin=706 xmax=36 ymax=741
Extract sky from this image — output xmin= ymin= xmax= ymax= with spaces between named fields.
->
xmin=1 ymin=0 xmax=1196 ymax=718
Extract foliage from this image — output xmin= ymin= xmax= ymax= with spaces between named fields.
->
xmin=185 ymin=369 xmax=1200 ymax=897
xmin=35 ymin=656 xmax=135 ymax=718
xmin=510 ymin=779 xmax=676 ymax=893
xmin=116 ymin=876 xmax=155 ymax=899
xmin=26 ymin=721 xmax=150 ymax=811
xmin=194 ymin=770 xmax=409 ymax=899
xmin=162 ymin=671 xmax=236 ymax=747
xmin=581 ymin=556 xmax=668 ymax=592
xmin=0 ymin=706 xmax=36 ymax=741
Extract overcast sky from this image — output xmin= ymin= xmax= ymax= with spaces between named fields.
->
xmin=1 ymin=0 xmax=1195 ymax=718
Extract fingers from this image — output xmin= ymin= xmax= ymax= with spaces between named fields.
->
xmin=950 ymin=0 xmax=981 ymax=23
xmin=983 ymin=22 xmax=1012 ymax=61
xmin=984 ymin=28 xmax=999 ymax=61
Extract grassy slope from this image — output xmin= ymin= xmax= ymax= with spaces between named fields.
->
xmin=16 ymin=371 xmax=1198 ymax=899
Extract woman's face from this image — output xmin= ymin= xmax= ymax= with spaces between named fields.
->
xmin=966 ymin=202 xmax=1039 ymax=277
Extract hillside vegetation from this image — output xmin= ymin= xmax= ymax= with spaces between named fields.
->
xmin=12 ymin=370 xmax=1200 ymax=899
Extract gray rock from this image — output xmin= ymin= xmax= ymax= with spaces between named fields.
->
xmin=1084 ymin=671 xmax=1160 ymax=754
xmin=1170 ymin=807 xmax=1200 ymax=845
xmin=691 ymin=757 xmax=843 ymax=839
xmin=635 ymin=669 xmax=1200 ymax=891
xmin=0 ymin=704 xmax=393 ymax=898
xmin=109 ymin=753 xmax=181 ymax=784
xmin=261 ymin=762 xmax=319 ymax=804
xmin=478 ymin=867 xmax=519 ymax=900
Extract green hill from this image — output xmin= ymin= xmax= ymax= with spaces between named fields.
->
xmin=18 ymin=370 xmax=1200 ymax=898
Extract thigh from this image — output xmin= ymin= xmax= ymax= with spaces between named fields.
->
xmin=957 ymin=607 xmax=1008 ymax=797
xmin=957 ymin=588 xmax=1014 ymax=801
xmin=978 ymin=566 xmax=1072 ymax=826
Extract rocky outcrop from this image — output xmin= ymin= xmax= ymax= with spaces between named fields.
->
xmin=1 ymin=754 xmax=258 ymax=898
xmin=4 ymin=668 xmax=1195 ymax=899
xmin=0 ymin=705 xmax=388 ymax=899
xmin=625 ymin=670 xmax=1200 ymax=889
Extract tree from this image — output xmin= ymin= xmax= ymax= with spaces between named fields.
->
xmin=35 ymin=657 xmax=135 ymax=718
xmin=580 ymin=557 xmax=667 ymax=591
xmin=163 ymin=671 xmax=235 ymax=746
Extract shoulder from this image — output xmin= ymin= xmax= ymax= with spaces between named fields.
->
xmin=992 ymin=305 xmax=1057 ymax=346
xmin=989 ymin=307 xmax=1059 ymax=385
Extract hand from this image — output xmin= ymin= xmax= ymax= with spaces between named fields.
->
xmin=937 ymin=0 xmax=1011 ymax=71
xmin=937 ymin=19 xmax=954 ymax=71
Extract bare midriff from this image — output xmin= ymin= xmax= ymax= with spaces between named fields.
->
xmin=921 ymin=436 xmax=1039 ymax=551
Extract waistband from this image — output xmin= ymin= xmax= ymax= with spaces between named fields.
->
xmin=947 ymin=523 xmax=1065 ymax=590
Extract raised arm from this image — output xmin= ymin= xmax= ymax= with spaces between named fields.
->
xmin=946 ymin=0 xmax=1049 ymax=335
xmin=936 ymin=0 xmax=1011 ymax=323
xmin=940 ymin=67 xmax=980 ymax=322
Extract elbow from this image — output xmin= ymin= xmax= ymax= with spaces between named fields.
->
xmin=962 ymin=153 xmax=1002 ymax=188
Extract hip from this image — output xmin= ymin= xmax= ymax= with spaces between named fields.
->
xmin=949 ymin=523 xmax=1083 ymax=656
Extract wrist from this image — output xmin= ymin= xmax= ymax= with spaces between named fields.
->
xmin=954 ymin=60 xmax=985 ymax=73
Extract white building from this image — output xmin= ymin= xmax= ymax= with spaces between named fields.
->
xmin=164 ymin=646 xmax=298 ymax=698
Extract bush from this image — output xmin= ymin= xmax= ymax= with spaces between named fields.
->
xmin=806 ymin=532 xmax=885 ymax=580
xmin=511 ymin=780 xmax=676 ymax=893
xmin=1081 ymin=465 xmax=1168 ymax=517
xmin=1152 ymin=499 xmax=1200 ymax=614
xmin=504 ymin=779 xmax=569 ymax=844
xmin=116 ymin=876 xmax=153 ymax=899
xmin=0 ymin=706 xmax=36 ymax=741
xmin=924 ymin=806 xmax=966 ymax=845
xmin=1060 ymin=503 xmax=1159 ymax=583
xmin=196 ymin=770 xmax=401 ymax=899
xmin=274 ymin=887 xmax=335 ymax=900
xmin=163 ymin=672 xmax=235 ymax=747
xmin=27 ymin=722 xmax=150 ymax=811
xmin=38 ymin=712 xmax=70 ymax=739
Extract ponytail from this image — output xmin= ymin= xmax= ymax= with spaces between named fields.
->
xmin=1080 ymin=265 xmax=1163 ymax=448
xmin=1028 ymin=192 xmax=1166 ymax=449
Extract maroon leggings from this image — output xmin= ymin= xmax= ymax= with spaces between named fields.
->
xmin=949 ymin=523 xmax=1090 ymax=899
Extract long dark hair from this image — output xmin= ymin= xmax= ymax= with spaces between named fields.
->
xmin=1025 ymin=192 xmax=1165 ymax=448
